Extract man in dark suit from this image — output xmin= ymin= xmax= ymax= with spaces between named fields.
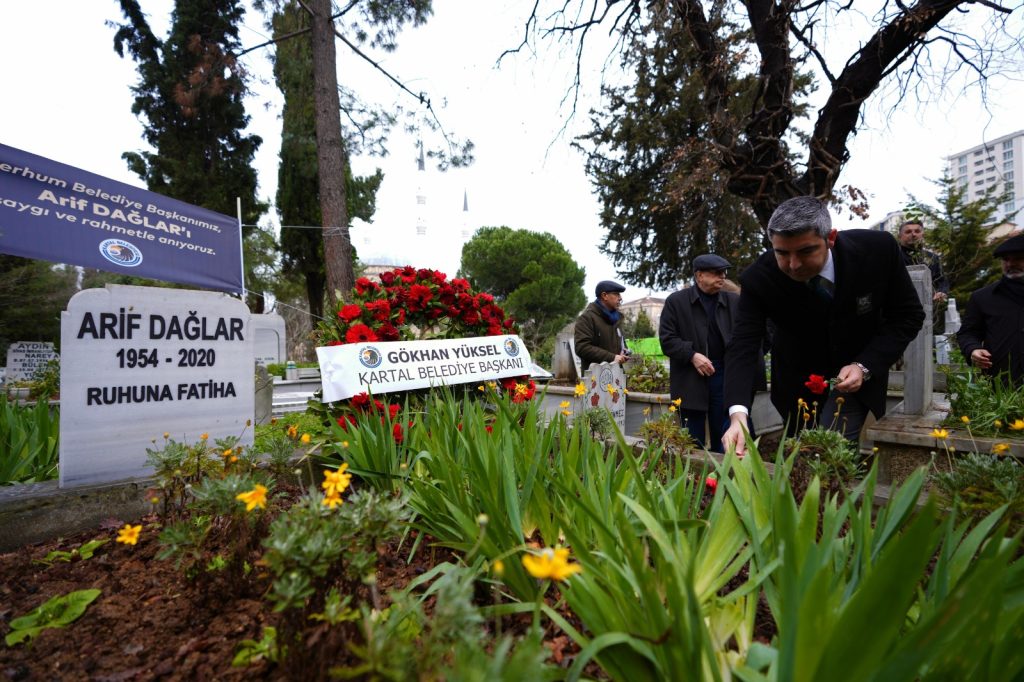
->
xmin=957 ymin=232 xmax=1024 ymax=387
xmin=722 ymin=197 xmax=925 ymax=455
xmin=659 ymin=254 xmax=735 ymax=452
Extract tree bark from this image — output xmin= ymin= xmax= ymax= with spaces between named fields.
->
xmin=309 ymin=0 xmax=351 ymax=308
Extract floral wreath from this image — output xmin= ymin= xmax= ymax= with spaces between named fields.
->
xmin=314 ymin=266 xmax=536 ymax=437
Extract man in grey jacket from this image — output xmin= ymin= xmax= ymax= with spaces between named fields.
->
xmin=574 ymin=280 xmax=629 ymax=372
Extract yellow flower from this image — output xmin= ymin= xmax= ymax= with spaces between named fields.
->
xmin=492 ymin=559 xmax=505 ymax=576
xmin=623 ymin=388 xmax=630 ymax=395
xmin=150 ymin=496 xmax=159 ymax=504
xmin=199 ymin=432 xmax=209 ymax=441
xmin=270 ymin=417 xmax=278 ymax=425
xmin=669 ymin=405 xmax=677 ymax=413
xmin=559 ymin=400 xmax=571 ymax=409
xmin=287 ymin=425 xmax=298 ymax=439
xmin=301 ymin=433 xmax=311 ymax=444
xmin=672 ymin=398 xmax=682 ymax=407
xmin=995 ymin=420 xmax=1004 ymax=428
xmin=341 ymin=441 xmax=350 ymax=449
xmin=486 ymin=381 xmax=497 ymax=389
xmin=561 ymin=410 xmax=571 ymax=417
xmin=323 ymin=464 xmax=352 ymax=498
xmin=116 ymin=524 xmax=142 ymax=546
xmin=236 ymin=484 xmax=268 ymax=511
xmin=643 ymin=407 xmax=651 ymax=416
xmin=514 ymin=383 xmax=530 ymax=397
xmin=1010 ymin=419 xmax=1024 ymax=431
xmin=522 ymin=547 xmax=582 ymax=581
xmin=803 ymin=413 xmax=811 ymax=422
xmin=229 ymin=455 xmax=239 ymax=463
xmin=605 ymin=383 xmax=617 ymax=394
xmin=960 ymin=415 xmax=971 ymax=424
xmin=322 ymin=492 xmax=343 ymax=509
xmin=930 ymin=428 xmax=949 ymax=440
xmin=993 ymin=443 xmax=1011 ymax=456
xmin=836 ymin=397 xmax=845 ymax=405
xmin=163 ymin=432 xmax=170 ymax=439
xmin=477 ymin=385 xmax=485 ymax=392
xmin=574 ymin=383 xmax=586 ymax=397
xmin=222 ymin=449 xmax=233 ymax=458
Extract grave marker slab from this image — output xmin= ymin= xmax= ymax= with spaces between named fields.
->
xmin=581 ymin=361 xmax=627 ymax=433
xmin=60 ymin=285 xmax=253 ymax=487
xmin=5 ymin=342 xmax=59 ymax=383
xmin=252 ymin=313 xmax=286 ymax=366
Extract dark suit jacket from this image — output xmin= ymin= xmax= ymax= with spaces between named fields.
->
xmin=725 ymin=229 xmax=925 ymax=425
xmin=659 ymin=287 xmax=765 ymax=410
xmin=957 ymin=278 xmax=1024 ymax=386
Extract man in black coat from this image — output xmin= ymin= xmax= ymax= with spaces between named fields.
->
xmin=957 ymin=233 xmax=1024 ymax=387
xmin=660 ymin=254 xmax=762 ymax=452
xmin=898 ymin=219 xmax=949 ymax=303
xmin=722 ymin=197 xmax=925 ymax=455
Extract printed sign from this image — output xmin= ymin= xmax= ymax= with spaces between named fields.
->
xmin=5 ymin=341 xmax=58 ymax=383
xmin=60 ymin=285 xmax=253 ymax=487
xmin=0 ymin=142 xmax=242 ymax=294
xmin=316 ymin=335 xmax=532 ymax=402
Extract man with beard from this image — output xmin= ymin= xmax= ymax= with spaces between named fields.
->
xmin=957 ymin=233 xmax=1024 ymax=387
xmin=574 ymin=280 xmax=629 ymax=372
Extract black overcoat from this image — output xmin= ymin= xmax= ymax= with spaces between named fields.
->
xmin=724 ymin=230 xmax=925 ymax=425
xmin=957 ymin=278 xmax=1024 ymax=386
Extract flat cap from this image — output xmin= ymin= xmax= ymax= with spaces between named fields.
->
xmin=595 ymin=280 xmax=626 ymax=296
xmin=692 ymin=254 xmax=731 ymax=271
xmin=994 ymin=233 xmax=1024 ymax=258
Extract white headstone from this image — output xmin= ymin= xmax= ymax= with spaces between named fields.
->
xmin=60 ymin=285 xmax=254 ymax=487
xmin=5 ymin=341 xmax=59 ymax=383
xmin=580 ymin=361 xmax=627 ymax=433
xmin=252 ymin=313 xmax=286 ymax=366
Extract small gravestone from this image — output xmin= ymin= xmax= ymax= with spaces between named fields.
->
xmin=60 ymin=285 xmax=254 ymax=487
xmin=254 ymin=362 xmax=273 ymax=426
xmin=252 ymin=313 xmax=286 ymax=367
xmin=5 ymin=341 xmax=59 ymax=383
xmin=580 ymin=361 xmax=627 ymax=433
xmin=551 ymin=326 xmax=579 ymax=383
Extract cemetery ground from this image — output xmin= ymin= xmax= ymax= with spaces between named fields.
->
xmin=3 ymin=383 xmax=1024 ymax=680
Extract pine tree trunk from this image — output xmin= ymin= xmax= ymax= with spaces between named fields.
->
xmin=309 ymin=0 xmax=351 ymax=308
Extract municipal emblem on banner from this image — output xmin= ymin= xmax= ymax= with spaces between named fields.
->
xmin=503 ymin=338 xmax=520 ymax=357
xmin=358 ymin=345 xmax=383 ymax=368
xmin=98 ymin=239 xmax=143 ymax=267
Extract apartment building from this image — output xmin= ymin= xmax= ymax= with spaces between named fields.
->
xmin=946 ymin=130 xmax=1023 ymax=222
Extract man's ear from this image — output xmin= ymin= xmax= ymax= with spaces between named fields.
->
xmin=826 ymin=228 xmax=838 ymax=249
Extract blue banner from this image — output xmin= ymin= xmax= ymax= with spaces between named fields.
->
xmin=0 ymin=143 xmax=243 ymax=294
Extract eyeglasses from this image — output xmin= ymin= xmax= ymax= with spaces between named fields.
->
xmin=700 ymin=270 xmax=728 ymax=278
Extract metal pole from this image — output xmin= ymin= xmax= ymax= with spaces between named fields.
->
xmin=236 ymin=196 xmax=246 ymax=300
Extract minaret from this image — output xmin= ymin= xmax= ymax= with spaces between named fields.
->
xmin=415 ymin=141 xmax=427 ymax=237
xmin=461 ymin=189 xmax=471 ymax=240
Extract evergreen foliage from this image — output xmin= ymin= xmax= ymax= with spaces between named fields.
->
xmin=271 ymin=1 xmax=384 ymax=319
xmin=111 ymin=0 xmax=269 ymax=306
xmin=459 ymin=226 xmax=586 ymax=353
xmin=0 ymin=256 xmax=76 ymax=358
xmin=576 ymin=6 xmax=772 ymax=288
xmin=908 ymin=175 xmax=1016 ymax=303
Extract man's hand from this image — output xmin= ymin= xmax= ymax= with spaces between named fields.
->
xmin=833 ymin=363 xmax=865 ymax=393
xmin=933 ymin=291 xmax=947 ymax=303
xmin=722 ymin=414 xmax=750 ymax=456
xmin=971 ymin=348 xmax=993 ymax=369
xmin=613 ymin=353 xmax=627 ymax=364
xmin=691 ymin=352 xmax=716 ymax=376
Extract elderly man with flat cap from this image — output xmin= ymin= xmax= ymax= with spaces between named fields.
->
xmin=957 ymin=232 xmax=1024 ymax=387
xmin=575 ymin=279 xmax=629 ymax=372
xmin=659 ymin=254 xmax=759 ymax=452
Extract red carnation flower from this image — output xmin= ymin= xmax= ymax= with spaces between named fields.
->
xmin=500 ymin=377 xmax=519 ymax=391
xmin=395 ymin=309 xmax=406 ymax=325
xmin=388 ymin=404 xmax=400 ymax=420
xmin=426 ymin=307 xmax=444 ymax=320
xmin=339 ymin=304 xmax=363 ymax=322
xmin=804 ymin=374 xmax=829 ymax=395
xmin=407 ymin=284 xmax=434 ymax=311
xmin=487 ymin=324 xmax=503 ymax=336
xmin=705 ymin=476 xmax=718 ymax=493
xmin=462 ymin=309 xmax=481 ymax=325
xmin=337 ymin=413 xmax=357 ymax=430
xmin=345 ymin=324 xmax=379 ymax=344
xmin=476 ymin=292 xmax=494 ymax=305
xmin=417 ymin=268 xmax=433 ymax=281
xmin=451 ymin=278 xmax=471 ymax=291
xmin=393 ymin=422 xmax=404 ymax=443
xmin=503 ymin=318 xmax=515 ymax=329
xmin=431 ymin=270 xmax=447 ymax=285
xmin=365 ymin=299 xmax=391 ymax=322
xmin=399 ymin=265 xmax=417 ymax=283
xmin=355 ymin=277 xmax=380 ymax=295
xmin=438 ymin=286 xmax=456 ymax=305
xmin=377 ymin=323 xmax=400 ymax=341
xmin=379 ymin=271 xmax=396 ymax=286
xmin=350 ymin=393 xmax=371 ymax=411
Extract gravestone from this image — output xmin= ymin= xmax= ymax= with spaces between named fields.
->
xmin=903 ymin=266 xmax=933 ymax=415
xmin=5 ymin=341 xmax=59 ymax=383
xmin=551 ymin=325 xmax=579 ymax=382
xmin=252 ymin=313 xmax=286 ymax=367
xmin=60 ymin=285 xmax=254 ymax=487
xmin=580 ymin=361 xmax=627 ymax=433
xmin=254 ymin=363 xmax=273 ymax=426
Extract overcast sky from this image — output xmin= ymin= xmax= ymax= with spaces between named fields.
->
xmin=1 ymin=1 xmax=1021 ymax=307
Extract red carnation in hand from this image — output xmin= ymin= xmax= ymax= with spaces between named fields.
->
xmin=339 ymin=304 xmax=363 ymax=322
xmin=345 ymin=324 xmax=379 ymax=344
xmin=804 ymin=374 xmax=829 ymax=395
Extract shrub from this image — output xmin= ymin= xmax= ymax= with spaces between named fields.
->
xmin=0 ymin=396 xmax=59 ymax=485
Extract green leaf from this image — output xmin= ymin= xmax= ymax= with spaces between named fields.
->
xmin=5 ymin=589 xmax=101 ymax=646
